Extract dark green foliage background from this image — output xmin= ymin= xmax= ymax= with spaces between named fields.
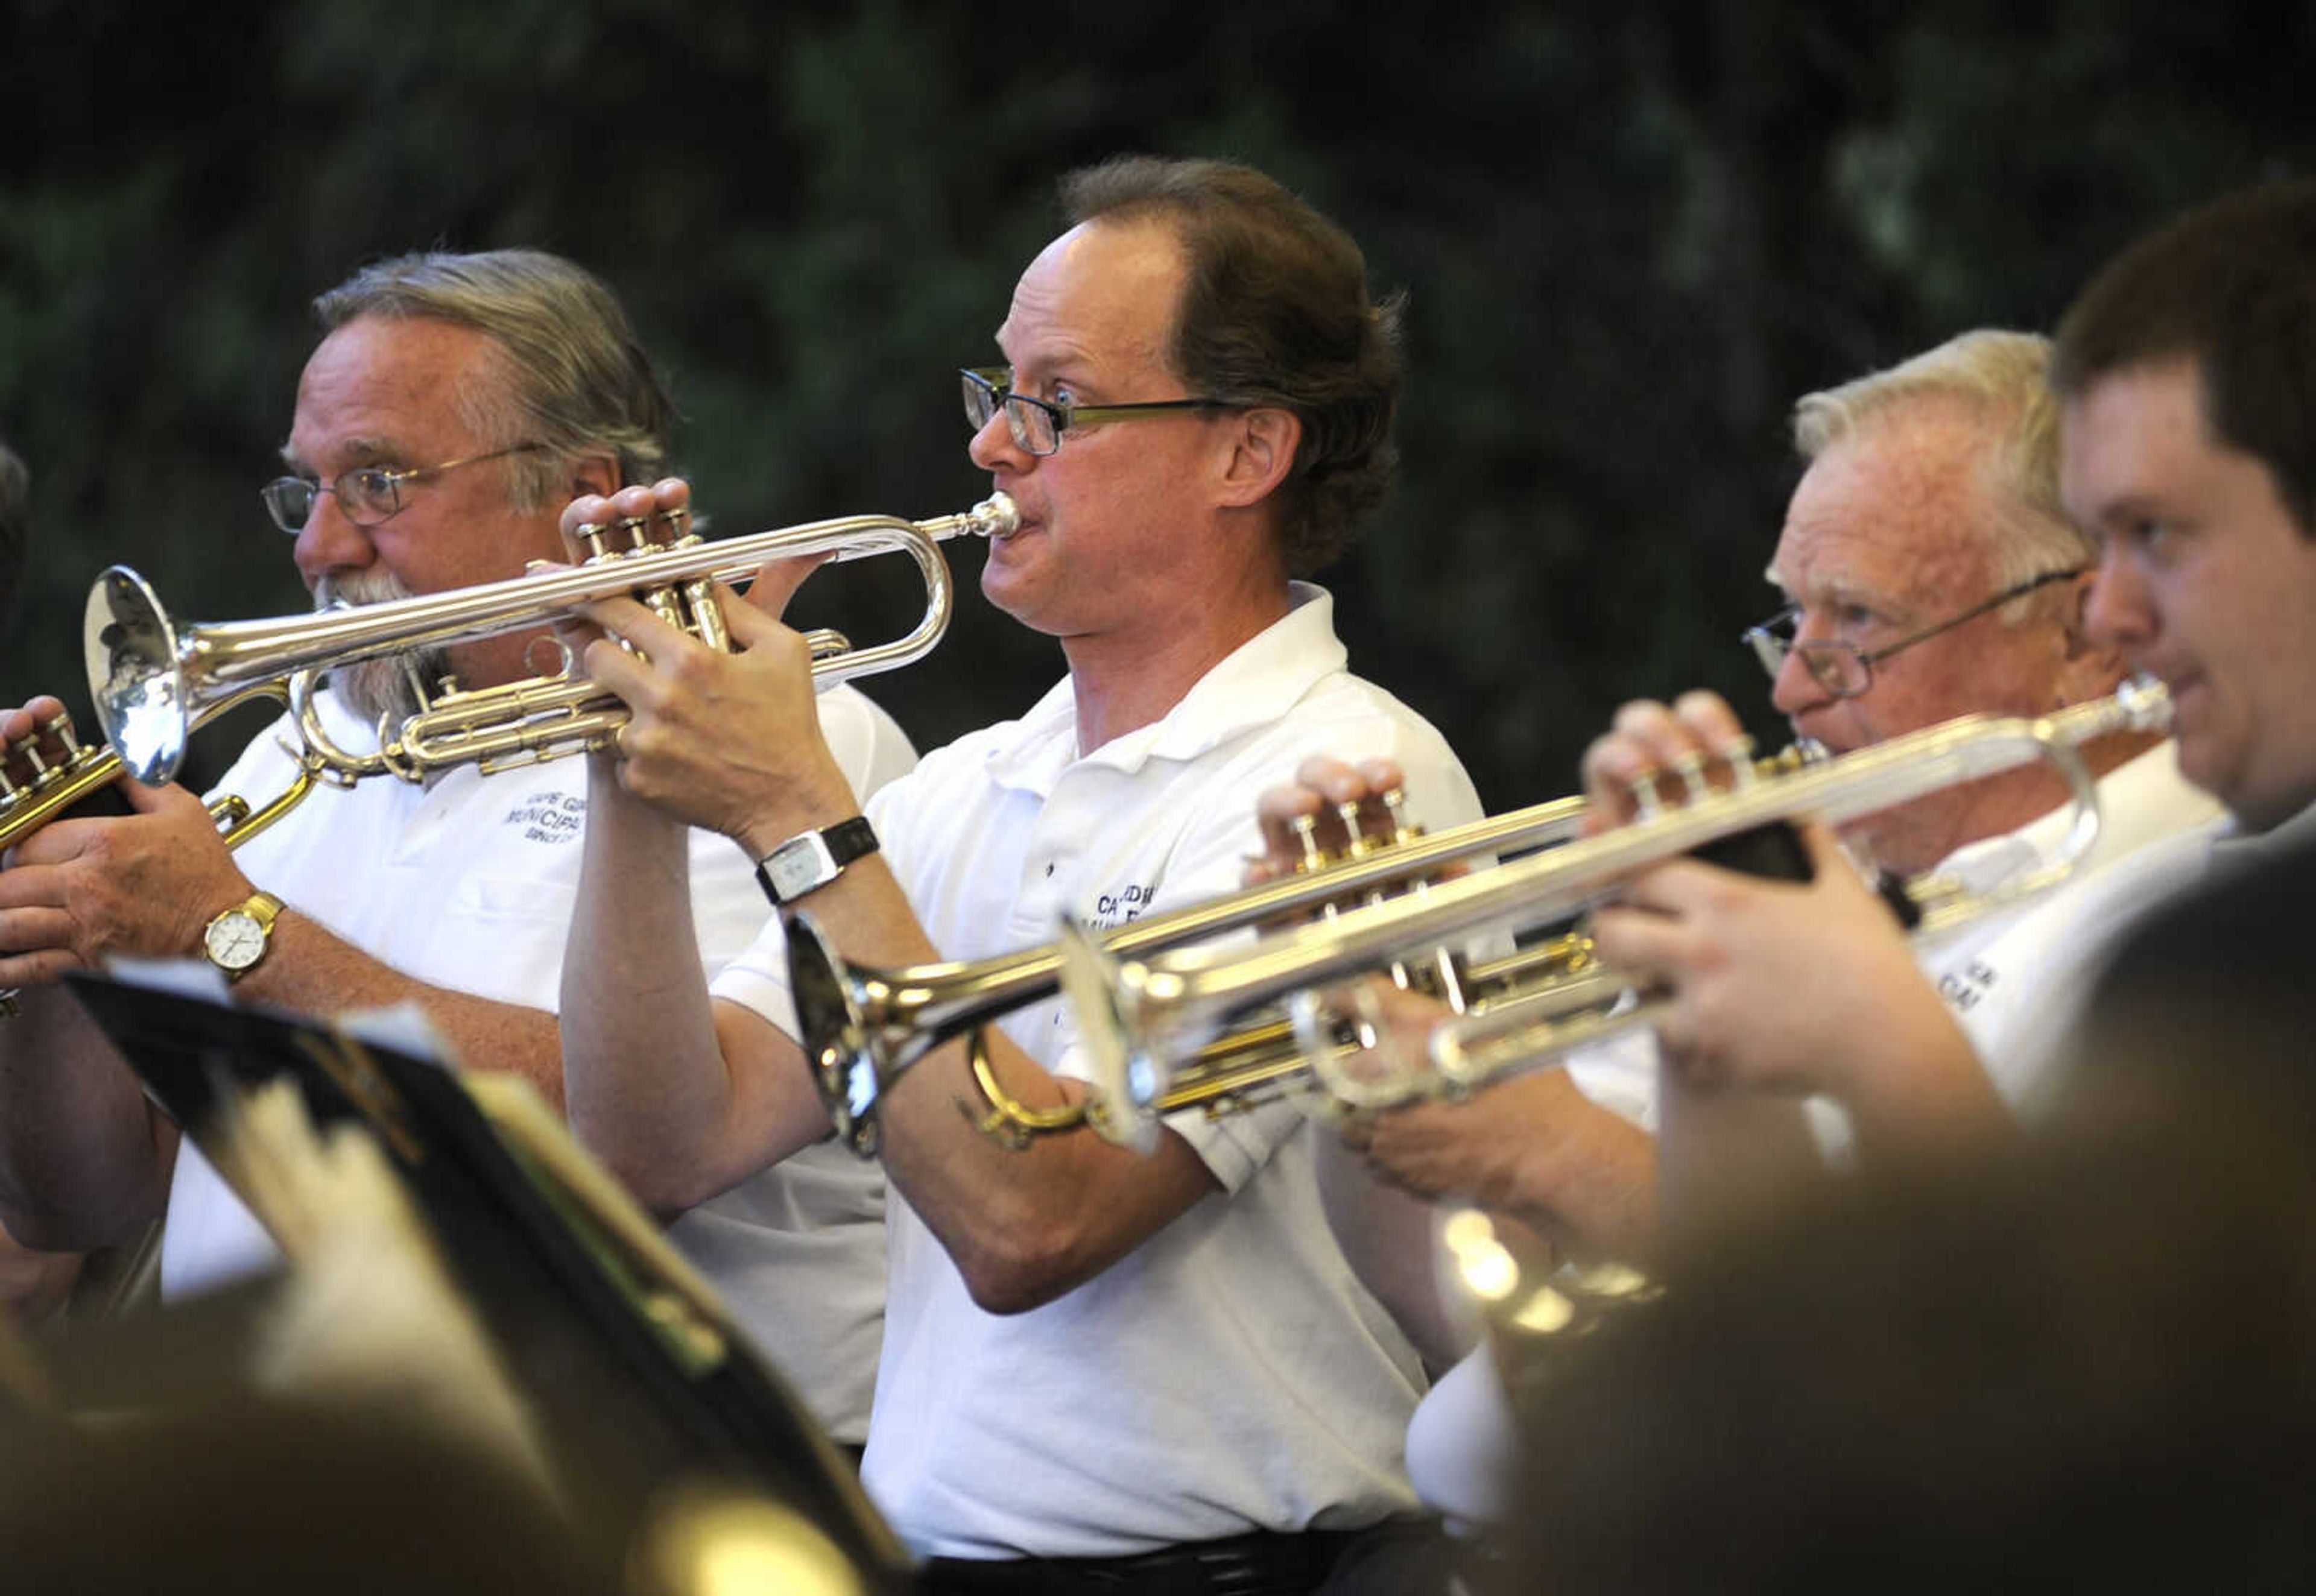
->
xmin=4 ymin=1 xmax=2310 ymax=811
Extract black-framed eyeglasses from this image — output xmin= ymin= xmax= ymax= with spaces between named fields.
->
xmin=961 ymin=367 xmax=1223 ymax=457
xmin=261 ymin=443 xmax=545 ymax=534
xmin=1742 ymin=566 xmax=2087 ymax=700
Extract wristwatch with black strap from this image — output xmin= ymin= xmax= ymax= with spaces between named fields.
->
xmin=755 ymin=816 xmax=879 ymax=906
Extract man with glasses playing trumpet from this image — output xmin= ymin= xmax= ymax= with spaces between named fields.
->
xmin=557 ymin=156 xmax=1482 ymax=1591
xmin=1254 ymin=330 xmax=2220 ymax=1539
xmin=1568 ymin=183 xmax=2316 ymax=1173
xmin=0 ymin=249 xmax=918 ymax=1448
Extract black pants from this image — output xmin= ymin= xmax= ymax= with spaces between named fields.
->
xmin=918 ymin=1521 xmax=1450 ymax=1596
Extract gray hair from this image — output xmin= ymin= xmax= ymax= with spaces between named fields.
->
xmin=1792 ymin=330 xmax=2092 ymax=612
xmin=315 ymin=249 xmax=675 ymax=510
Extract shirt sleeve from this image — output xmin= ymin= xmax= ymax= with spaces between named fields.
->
xmin=704 ymin=687 xmax=920 ymax=1035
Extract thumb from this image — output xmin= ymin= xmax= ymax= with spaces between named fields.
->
xmin=1794 ymin=818 xmax=1858 ymax=881
xmin=740 ymin=552 xmax=833 ymax=622
xmin=116 ymin=773 xmax=189 ymax=816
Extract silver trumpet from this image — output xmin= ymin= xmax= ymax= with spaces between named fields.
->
xmin=1058 ymin=678 xmax=2174 ymax=1147
xmin=788 ymin=787 xmax=1595 ymax=1156
xmin=83 ymin=494 xmax=1018 ymax=786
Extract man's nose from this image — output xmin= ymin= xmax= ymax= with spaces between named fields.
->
xmin=293 ymin=490 xmax=376 ymax=588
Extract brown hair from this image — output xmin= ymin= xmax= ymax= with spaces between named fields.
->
xmin=1062 ymin=156 xmax=1405 ymax=574
xmin=2053 ymin=180 xmax=2316 ymax=540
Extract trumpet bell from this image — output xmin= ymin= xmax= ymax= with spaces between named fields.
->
xmin=786 ymin=911 xmax=888 ymax=1158
xmin=86 ymin=566 xmax=194 ymax=784
xmin=1055 ymin=916 xmax=1163 ymax=1154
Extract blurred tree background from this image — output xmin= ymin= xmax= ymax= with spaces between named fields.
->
xmin=3 ymin=0 xmax=2311 ymax=811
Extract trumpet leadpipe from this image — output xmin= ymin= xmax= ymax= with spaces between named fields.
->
xmin=85 ymin=494 xmax=1017 ymax=785
xmin=1077 ymin=679 xmax=2174 ymax=1103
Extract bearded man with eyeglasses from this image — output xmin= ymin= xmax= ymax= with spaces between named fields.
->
xmin=0 ymin=251 xmax=919 ymax=1451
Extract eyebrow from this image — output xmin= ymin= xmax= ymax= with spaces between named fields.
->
xmin=279 ymin=436 xmax=396 ymax=473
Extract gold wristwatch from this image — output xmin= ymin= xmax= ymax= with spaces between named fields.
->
xmin=202 ymin=891 xmax=285 ymax=982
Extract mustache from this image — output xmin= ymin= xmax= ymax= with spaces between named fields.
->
xmin=314 ymin=570 xmax=417 ymax=610
xmin=312 ymin=570 xmax=444 ymax=727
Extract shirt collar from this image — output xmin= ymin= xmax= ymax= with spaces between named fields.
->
xmin=980 ymin=582 xmax=1344 ymax=793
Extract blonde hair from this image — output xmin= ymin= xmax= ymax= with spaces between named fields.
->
xmin=1793 ymin=330 xmax=2091 ymax=601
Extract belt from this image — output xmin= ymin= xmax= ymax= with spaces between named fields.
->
xmin=919 ymin=1527 xmax=1363 ymax=1595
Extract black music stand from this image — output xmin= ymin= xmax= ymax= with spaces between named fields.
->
xmin=63 ymin=966 xmax=914 ymax=1591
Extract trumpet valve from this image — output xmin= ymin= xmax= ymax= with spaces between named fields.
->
xmin=1726 ymin=734 xmax=1762 ymax=788
xmin=1669 ymin=749 xmax=1709 ymax=799
xmin=1381 ymin=786 xmax=1419 ymax=846
xmin=1335 ymin=798 xmax=1374 ymax=858
xmin=1289 ymin=812 xmax=1326 ymax=874
xmin=1628 ymin=770 xmax=1663 ymax=821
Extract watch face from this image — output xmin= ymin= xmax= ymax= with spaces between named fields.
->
xmin=204 ymin=912 xmax=266 ymax=972
xmin=766 ymin=836 xmax=837 ymax=902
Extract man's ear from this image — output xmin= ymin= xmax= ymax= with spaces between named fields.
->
xmin=1214 ymin=407 xmax=1302 ymax=509
xmin=568 ymin=450 xmax=622 ymax=501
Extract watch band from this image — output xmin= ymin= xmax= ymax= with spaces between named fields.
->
xmin=755 ymin=816 xmax=879 ymax=906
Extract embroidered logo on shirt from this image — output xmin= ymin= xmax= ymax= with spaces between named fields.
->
xmin=504 ymin=791 xmax=586 ymax=845
xmin=1087 ymin=880 xmax=1159 ymax=930
xmin=1937 ymin=958 xmax=1998 ymax=1013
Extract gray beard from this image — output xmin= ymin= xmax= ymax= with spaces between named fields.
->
xmin=312 ymin=572 xmax=452 ymax=730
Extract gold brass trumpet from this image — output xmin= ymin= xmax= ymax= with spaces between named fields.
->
xmin=937 ymin=929 xmax=1601 ymax=1153
xmin=788 ymin=786 xmax=1594 ymax=1155
xmin=84 ymin=494 xmax=1017 ymax=786
xmin=1 ymin=683 xmax=317 ymax=859
xmin=1055 ymin=678 xmax=2174 ymax=1148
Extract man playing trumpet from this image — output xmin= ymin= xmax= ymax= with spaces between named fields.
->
xmin=1277 ymin=328 xmax=2215 ymax=1258
xmin=1571 ymin=181 xmax=2316 ymax=1165
xmin=0 ymin=250 xmax=916 ymax=1445
xmin=1247 ymin=329 xmax=2220 ymax=1539
xmin=558 ymin=156 xmax=1479 ymax=1590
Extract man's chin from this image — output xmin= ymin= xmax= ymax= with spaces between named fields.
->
xmin=326 ymin=652 xmax=446 ymax=728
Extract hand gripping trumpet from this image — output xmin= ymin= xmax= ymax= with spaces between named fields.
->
xmin=83 ymin=494 xmax=1018 ymax=786
xmin=1055 ymin=678 xmax=2173 ymax=1148
xmin=1 ymin=684 xmax=318 ymax=859
xmin=0 ymin=685 xmax=320 ymax=1017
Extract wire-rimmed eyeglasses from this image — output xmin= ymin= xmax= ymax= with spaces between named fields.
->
xmin=261 ymin=443 xmax=545 ymax=534
xmin=1742 ymin=566 xmax=2087 ymax=700
xmin=961 ymin=367 xmax=1223 ymax=457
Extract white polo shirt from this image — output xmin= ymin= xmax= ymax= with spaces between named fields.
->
xmin=162 ymin=682 xmax=917 ymax=1443
xmin=713 ymin=584 xmax=1484 ymax=1559
xmin=1901 ymin=738 xmax=2223 ymax=1112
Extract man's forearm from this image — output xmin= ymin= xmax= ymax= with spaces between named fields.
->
xmin=232 ymin=909 xmax=568 ymax=1111
xmin=0 ymin=987 xmax=176 ymax=1248
xmin=560 ymin=758 xmax=823 ymax=1209
xmin=1504 ymin=1102 xmax=1660 ymax=1265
